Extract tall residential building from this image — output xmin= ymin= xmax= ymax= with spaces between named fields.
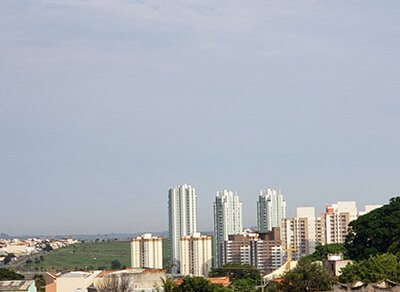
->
xmin=323 ymin=201 xmax=358 ymax=244
xmin=213 ymin=190 xmax=243 ymax=267
xmin=180 ymin=233 xmax=212 ymax=277
xmin=131 ymin=233 xmax=163 ymax=269
xmin=281 ymin=202 xmax=383 ymax=260
xmin=168 ymin=184 xmax=197 ymax=274
xmin=257 ymin=188 xmax=286 ymax=232
xmin=281 ymin=207 xmax=316 ymax=260
xmin=220 ymin=228 xmax=283 ymax=274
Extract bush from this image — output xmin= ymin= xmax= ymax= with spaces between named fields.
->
xmin=339 ymin=253 xmax=400 ymax=284
xmin=281 ymin=259 xmax=334 ymax=292
xmin=0 ymin=268 xmax=24 ymax=281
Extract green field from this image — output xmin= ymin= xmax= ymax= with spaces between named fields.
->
xmin=23 ymin=240 xmax=169 ymax=272
xmin=24 ymin=241 xmax=130 ymax=272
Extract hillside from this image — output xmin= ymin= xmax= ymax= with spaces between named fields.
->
xmin=21 ymin=239 xmax=169 ymax=272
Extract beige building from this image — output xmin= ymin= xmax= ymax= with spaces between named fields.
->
xmin=180 ymin=233 xmax=212 ymax=277
xmin=45 ymin=271 xmax=102 ymax=292
xmin=131 ymin=233 xmax=163 ymax=269
xmin=281 ymin=202 xmax=383 ymax=260
xmin=220 ymin=228 xmax=283 ymax=274
xmin=281 ymin=207 xmax=316 ymax=260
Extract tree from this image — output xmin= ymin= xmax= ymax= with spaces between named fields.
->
xmin=95 ymin=274 xmax=131 ymax=292
xmin=175 ymin=277 xmax=213 ymax=292
xmin=303 ymin=243 xmax=347 ymax=261
xmin=110 ymin=260 xmax=121 ymax=270
xmin=281 ymin=258 xmax=334 ymax=292
xmin=229 ymin=278 xmax=255 ymax=292
xmin=209 ymin=263 xmax=261 ymax=283
xmin=43 ymin=244 xmax=53 ymax=252
xmin=339 ymin=253 xmax=400 ymax=284
xmin=33 ymin=274 xmax=46 ymax=292
xmin=0 ymin=268 xmax=24 ymax=281
xmin=3 ymin=253 xmax=15 ymax=265
xmin=345 ymin=197 xmax=399 ymax=260
xmin=161 ymin=276 xmax=177 ymax=292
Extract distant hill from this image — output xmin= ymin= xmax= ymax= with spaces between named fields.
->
xmin=0 ymin=233 xmax=10 ymax=239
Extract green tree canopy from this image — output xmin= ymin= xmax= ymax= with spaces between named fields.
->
xmin=339 ymin=253 xmax=400 ymax=284
xmin=303 ymin=243 xmax=347 ymax=261
xmin=345 ymin=197 xmax=400 ymax=260
xmin=281 ymin=258 xmax=334 ymax=292
xmin=33 ymin=274 xmax=46 ymax=292
xmin=110 ymin=259 xmax=121 ymax=270
xmin=162 ymin=276 xmax=229 ymax=292
xmin=209 ymin=263 xmax=261 ymax=283
xmin=0 ymin=268 xmax=24 ymax=281
xmin=161 ymin=276 xmax=177 ymax=292
xmin=229 ymin=278 xmax=255 ymax=292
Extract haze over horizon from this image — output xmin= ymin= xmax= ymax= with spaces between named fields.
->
xmin=1 ymin=0 xmax=399 ymax=235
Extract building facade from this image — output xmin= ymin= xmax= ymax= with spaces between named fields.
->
xmin=281 ymin=202 xmax=382 ymax=260
xmin=213 ymin=190 xmax=243 ymax=267
xmin=257 ymin=188 xmax=286 ymax=232
xmin=220 ymin=229 xmax=283 ymax=274
xmin=180 ymin=233 xmax=212 ymax=277
xmin=317 ymin=201 xmax=356 ymax=245
xmin=131 ymin=233 xmax=163 ymax=269
xmin=168 ymin=184 xmax=197 ymax=274
xmin=281 ymin=207 xmax=317 ymax=260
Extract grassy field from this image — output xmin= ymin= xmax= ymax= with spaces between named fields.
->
xmin=23 ymin=239 xmax=170 ymax=272
xmin=24 ymin=241 xmax=130 ymax=272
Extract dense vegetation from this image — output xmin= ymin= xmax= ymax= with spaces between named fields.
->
xmin=277 ymin=197 xmax=400 ymax=288
xmin=209 ymin=263 xmax=262 ymax=290
xmin=345 ymin=197 xmax=400 ymax=260
xmin=0 ymin=268 xmax=24 ymax=280
xmin=281 ymin=258 xmax=334 ymax=292
xmin=303 ymin=243 xmax=347 ymax=261
xmin=339 ymin=253 xmax=400 ymax=284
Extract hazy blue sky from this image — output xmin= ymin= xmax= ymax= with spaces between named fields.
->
xmin=1 ymin=0 xmax=399 ymax=235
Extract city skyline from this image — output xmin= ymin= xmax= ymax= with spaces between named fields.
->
xmin=1 ymin=183 xmax=386 ymax=236
xmin=1 ymin=0 xmax=400 ymax=235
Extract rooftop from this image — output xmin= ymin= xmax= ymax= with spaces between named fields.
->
xmin=0 ymin=280 xmax=34 ymax=291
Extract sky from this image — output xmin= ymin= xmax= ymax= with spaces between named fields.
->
xmin=1 ymin=0 xmax=399 ymax=235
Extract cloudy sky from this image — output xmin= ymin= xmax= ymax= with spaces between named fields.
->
xmin=1 ymin=0 xmax=399 ymax=235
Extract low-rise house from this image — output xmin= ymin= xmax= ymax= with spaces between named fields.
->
xmin=90 ymin=269 xmax=166 ymax=292
xmin=0 ymin=280 xmax=37 ymax=292
xmin=323 ymin=254 xmax=352 ymax=277
xmin=333 ymin=280 xmax=400 ymax=291
xmin=45 ymin=269 xmax=166 ymax=292
xmin=45 ymin=271 xmax=102 ymax=292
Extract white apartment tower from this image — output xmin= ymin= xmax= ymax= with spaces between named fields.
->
xmin=213 ymin=190 xmax=243 ymax=267
xmin=131 ymin=233 xmax=163 ymax=269
xmin=257 ymin=188 xmax=286 ymax=232
xmin=180 ymin=233 xmax=212 ymax=277
xmin=168 ymin=184 xmax=197 ymax=274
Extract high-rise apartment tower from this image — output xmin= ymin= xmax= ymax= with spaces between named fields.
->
xmin=257 ymin=188 xmax=286 ymax=232
xmin=213 ymin=190 xmax=243 ymax=267
xmin=168 ymin=184 xmax=197 ymax=274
